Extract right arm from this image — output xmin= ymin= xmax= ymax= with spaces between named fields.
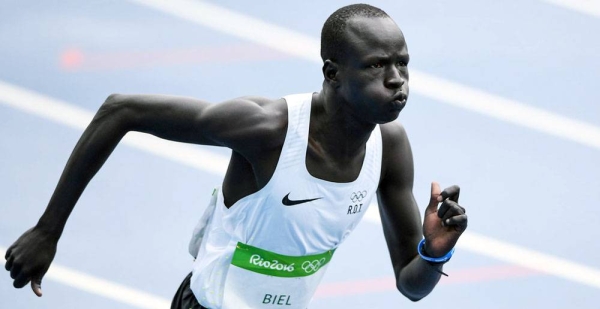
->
xmin=38 ymin=93 xmax=281 ymax=238
xmin=4 ymin=93 xmax=283 ymax=295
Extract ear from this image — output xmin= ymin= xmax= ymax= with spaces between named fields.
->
xmin=322 ymin=60 xmax=339 ymax=87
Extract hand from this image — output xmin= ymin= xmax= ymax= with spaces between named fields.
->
xmin=422 ymin=182 xmax=468 ymax=257
xmin=5 ymin=226 xmax=57 ymax=297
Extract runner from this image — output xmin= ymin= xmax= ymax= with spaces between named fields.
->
xmin=5 ymin=4 xmax=467 ymax=308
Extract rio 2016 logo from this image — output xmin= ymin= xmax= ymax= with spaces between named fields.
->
xmin=249 ymin=254 xmax=295 ymax=272
xmin=301 ymin=258 xmax=326 ymax=274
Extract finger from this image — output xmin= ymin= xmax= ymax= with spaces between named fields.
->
xmin=10 ymin=263 xmax=22 ymax=279
xmin=427 ymin=182 xmax=441 ymax=214
xmin=5 ymin=256 xmax=13 ymax=271
xmin=13 ymin=272 xmax=30 ymax=289
xmin=31 ymin=277 xmax=43 ymax=297
xmin=443 ymin=214 xmax=468 ymax=231
xmin=5 ymin=246 xmax=13 ymax=260
xmin=441 ymin=185 xmax=460 ymax=203
xmin=442 ymin=206 xmax=465 ymax=222
xmin=438 ymin=200 xmax=463 ymax=219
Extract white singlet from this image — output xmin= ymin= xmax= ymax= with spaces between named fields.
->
xmin=189 ymin=93 xmax=382 ymax=309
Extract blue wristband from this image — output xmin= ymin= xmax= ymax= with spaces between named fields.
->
xmin=417 ymin=239 xmax=455 ymax=263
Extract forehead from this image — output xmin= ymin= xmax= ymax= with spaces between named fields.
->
xmin=341 ymin=16 xmax=407 ymax=61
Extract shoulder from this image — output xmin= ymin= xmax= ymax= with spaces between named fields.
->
xmin=220 ymin=95 xmax=286 ymax=114
xmin=379 ymin=121 xmax=410 ymax=155
xmin=216 ymin=95 xmax=289 ymax=153
xmin=378 ymin=121 xmax=414 ymax=185
xmin=238 ymin=95 xmax=288 ymax=134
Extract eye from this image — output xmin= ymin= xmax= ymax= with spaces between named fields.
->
xmin=370 ymin=62 xmax=383 ymax=69
xmin=396 ymin=61 xmax=407 ymax=67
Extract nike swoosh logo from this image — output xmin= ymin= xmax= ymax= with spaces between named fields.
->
xmin=282 ymin=193 xmax=322 ymax=206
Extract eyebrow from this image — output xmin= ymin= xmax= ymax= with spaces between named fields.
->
xmin=362 ymin=53 xmax=410 ymax=63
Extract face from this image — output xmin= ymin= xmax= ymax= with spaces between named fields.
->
xmin=334 ymin=16 xmax=409 ymax=124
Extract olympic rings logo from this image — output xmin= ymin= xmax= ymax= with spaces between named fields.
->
xmin=351 ymin=191 xmax=367 ymax=203
xmin=301 ymin=258 xmax=326 ymax=274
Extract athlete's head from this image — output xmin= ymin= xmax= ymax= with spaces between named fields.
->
xmin=320 ymin=4 xmax=409 ymax=124
xmin=320 ymin=4 xmax=390 ymax=63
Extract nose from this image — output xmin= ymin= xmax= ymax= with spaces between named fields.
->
xmin=384 ymin=66 xmax=405 ymax=89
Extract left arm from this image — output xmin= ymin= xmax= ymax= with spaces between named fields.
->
xmin=377 ymin=123 xmax=467 ymax=301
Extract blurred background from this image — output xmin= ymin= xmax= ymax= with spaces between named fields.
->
xmin=1 ymin=0 xmax=599 ymax=308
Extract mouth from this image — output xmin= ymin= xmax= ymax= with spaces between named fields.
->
xmin=391 ymin=92 xmax=407 ymax=110
xmin=391 ymin=98 xmax=407 ymax=111
xmin=392 ymin=92 xmax=407 ymax=101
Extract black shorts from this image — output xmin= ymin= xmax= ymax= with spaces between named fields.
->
xmin=171 ymin=272 xmax=208 ymax=309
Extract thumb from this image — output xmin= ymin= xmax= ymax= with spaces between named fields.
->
xmin=426 ymin=182 xmax=441 ymax=214
xmin=31 ymin=277 xmax=42 ymax=297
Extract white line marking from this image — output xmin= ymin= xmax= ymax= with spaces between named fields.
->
xmin=364 ymin=206 xmax=600 ymax=289
xmin=0 ymin=246 xmax=171 ymax=309
xmin=127 ymin=0 xmax=320 ymax=63
xmin=0 ymin=81 xmax=228 ymax=175
xmin=457 ymin=232 xmax=600 ymax=289
xmin=410 ymin=71 xmax=600 ymax=150
xmin=128 ymin=0 xmax=600 ymax=151
xmin=541 ymin=0 xmax=600 ymax=18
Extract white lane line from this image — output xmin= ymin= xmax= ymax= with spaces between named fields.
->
xmin=0 ymin=246 xmax=171 ymax=309
xmin=364 ymin=206 xmax=600 ymax=289
xmin=410 ymin=71 xmax=600 ymax=150
xmin=0 ymin=81 xmax=228 ymax=175
xmin=128 ymin=0 xmax=600 ymax=151
xmin=127 ymin=0 xmax=320 ymax=63
xmin=541 ymin=0 xmax=600 ymax=18
xmin=458 ymin=232 xmax=600 ymax=289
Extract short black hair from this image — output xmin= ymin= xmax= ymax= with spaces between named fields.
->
xmin=320 ymin=4 xmax=390 ymax=62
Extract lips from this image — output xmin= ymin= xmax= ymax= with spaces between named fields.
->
xmin=391 ymin=99 xmax=406 ymax=111
xmin=392 ymin=92 xmax=407 ymax=102
xmin=390 ymin=92 xmax=407 ymax=110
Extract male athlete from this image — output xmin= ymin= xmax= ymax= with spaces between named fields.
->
xmin=5 ymin=4 xmax=467 ymax=308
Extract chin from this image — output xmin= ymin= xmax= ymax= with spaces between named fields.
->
xmin=377 ymin=110 xmax=402 ymax=124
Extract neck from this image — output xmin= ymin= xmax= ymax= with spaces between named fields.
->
xmin=310 ymin=89 xmax=375 ymax=160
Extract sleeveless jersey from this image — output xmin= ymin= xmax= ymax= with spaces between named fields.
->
xmin=189 ymin=93 xmax=383 ymax=309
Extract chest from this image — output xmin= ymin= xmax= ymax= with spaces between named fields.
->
xmin=304 ymin=142 xmax=366 ymax=184
xmin=238 ymin=172 xmax=378 ymax=253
